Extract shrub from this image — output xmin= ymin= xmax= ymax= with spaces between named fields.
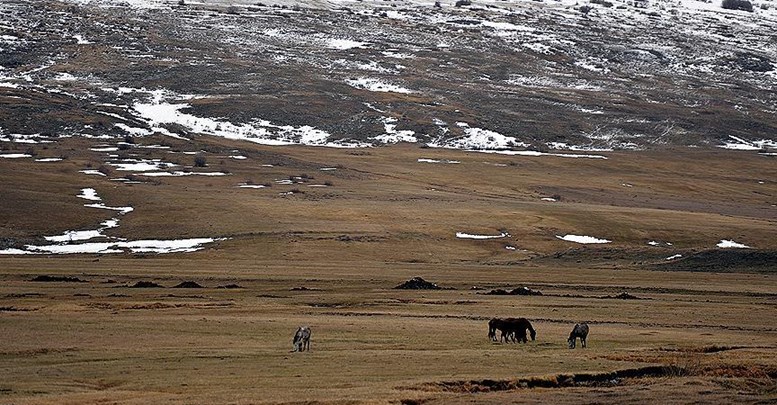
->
xmin=98 ymin=165 xmax=113 ymax=176
xmin=455 ymin=0 xmax=471 ymax=6
xmin=194 ymin=154 xmax=207 ymax=167
xmin=721 ymin=0 xmax=753 ymax=11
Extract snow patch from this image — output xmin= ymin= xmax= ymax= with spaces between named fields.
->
xmin=556 ymin=234 xmax=611 ymax=244
xmin=456 ymin=231 xmax=510 ymax=240
xmin=717 ymin=239 xmax=750 ymax=248
xmin=346 ymin=78 xmax=413 ymax=94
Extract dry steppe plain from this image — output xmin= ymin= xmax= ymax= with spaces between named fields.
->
xmin=1 ymin=137 xmax=776 ymax=404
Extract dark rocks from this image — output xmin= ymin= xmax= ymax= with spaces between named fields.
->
xmin=734 ymin=52 xmax=772 ymax=72
xmin=394 ymin=277 xmax=442 ymax=290
xmin=605 ymin=292 xmax=641 ymax=300
xmin=485 ymin=286 xmax=543 ymax=296
xmin=30 ymin=275 xmax=86 ymax=282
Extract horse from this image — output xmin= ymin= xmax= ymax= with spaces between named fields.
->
xmin=502 ymin=318 xmax=536 ymax=343
xmin=488 ymin=318 xmax=504 ymax=341
xmin=488 ymin=318 xmax=536 ymax=343
xmin=568 ymin=323 xmax=589 ymax=349
xmin=292 ymin=326 xmax=311 ymax=352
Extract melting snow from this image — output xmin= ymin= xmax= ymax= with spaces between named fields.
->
xmin=109 ymin=158 xmax=176 ymax=171
xmin=139 ymin=171 xmax=229 ymax=177
xmin=427 ymin=123 xmax=527 ymax=150
xmin=375 ymin=117 xmax=417 ymax=143
xmin=35 ymin=157 xmax=63 ymax=162
xmin=79 ymin=169 xmax=107 ymax=176
xmin=0 ymin=187 xmax=222 ymax=255
xmin=73 ymin=35 xmax=91 ymax=44
xmin=382 ymin=51 xmax=415 ymax=59
xmin=77 ymin=188 xmax=101 ymax=201
xmin=418 ymin=158 xmax=460 ymax=164
xmin=7 ymin=238 xmax=221 ymax=255
xmin=456 ymin=231 xmax=510 ymax=239
xmin=84 ymin=203 xmax=134 ymax=214
xmin=326 ymin=39 xmax=369 ymax=50
xmin=719 ymin=136 xmax=777 ymax=151
xmin=665 ymin=254 xmax=683 ymax=260
xmin=556 ymin=234 xmax=611 ymax=244
xmin=717 ymin=239 xmax=750 ymax=248
xmin=1 ymin=153 xmax=31 ymax=158
xmin=346 ymin=78 xmax=413 ymax=94
xmin=133 ymin=90 xmax=344 ymax=147
xmin=470 ymin=149 xmax=608 ymax=159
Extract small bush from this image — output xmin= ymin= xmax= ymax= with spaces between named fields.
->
xmin=194 ymin=154 xmax=207 ymax=167
xmin=97 ymin=165 xmax=113 ymax=176
xmin=455 ymin=0 xmax=471 ymax=6
xmin=721 ymin=0 xmax=753 ymax=11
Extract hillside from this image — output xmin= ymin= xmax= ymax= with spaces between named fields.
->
xmin=1 ymin=0 xmax=776 ymax=150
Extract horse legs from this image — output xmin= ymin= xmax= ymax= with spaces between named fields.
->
xmin=581 ymin=338 xmax=586 ymax=348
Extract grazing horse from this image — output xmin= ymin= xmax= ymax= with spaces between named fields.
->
xmin=292 ymin=326 xmax=311 ymax=352
xmin=488 ymin=318 xmax=536 ymax=343
xmin=568 ymin=323 xmax=589 ymax=349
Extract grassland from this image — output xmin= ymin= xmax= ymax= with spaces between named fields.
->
xmin=1 ymin=137 xmax=775 ymax=404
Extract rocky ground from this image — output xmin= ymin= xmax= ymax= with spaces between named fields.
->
xmin=1 ymin=0 xmax=776 ymax=151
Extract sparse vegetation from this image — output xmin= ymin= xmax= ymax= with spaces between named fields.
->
xmin=194 ymin=154 xmax=207 ymax=167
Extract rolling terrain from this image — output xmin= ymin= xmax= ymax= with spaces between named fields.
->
xmin=1 ymin=0 xmax=776 ymax=403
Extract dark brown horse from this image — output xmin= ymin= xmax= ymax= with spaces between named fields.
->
xmin=488 ymin=318 xmax=536 ymax=343
xmin=568 ymin=323 xmax=589 ymax=349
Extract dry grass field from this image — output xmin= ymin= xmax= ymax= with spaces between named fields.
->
xmin=1 ymin=137 xmax=776 ymax=404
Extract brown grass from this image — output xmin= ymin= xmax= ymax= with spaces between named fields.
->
xmin=1 ymin=139 xmax=776 ymax=404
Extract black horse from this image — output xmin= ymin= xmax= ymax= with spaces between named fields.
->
xmin=488 ymin=318 xmax=536 ymax=343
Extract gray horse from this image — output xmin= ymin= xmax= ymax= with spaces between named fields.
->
xmin=568 ymin=323 xmax=589 ymax=349
xmin=292 ymin=326 xmax=311 ymax=352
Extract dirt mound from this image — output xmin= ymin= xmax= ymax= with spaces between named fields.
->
xmin=394 ymin=277 xmax=442 ymax=290
xmin=485 ymin=286 xmax=542 ymax=296
xmin=656 ymin=250 xmax=777 ymax=273
xmin=172 ymin=281 xmax=204 ymax=288
xmin=127 ymin=281 xmax=164 ymax=288
xmin=30 ymin=275 xmax=86 ymax=282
